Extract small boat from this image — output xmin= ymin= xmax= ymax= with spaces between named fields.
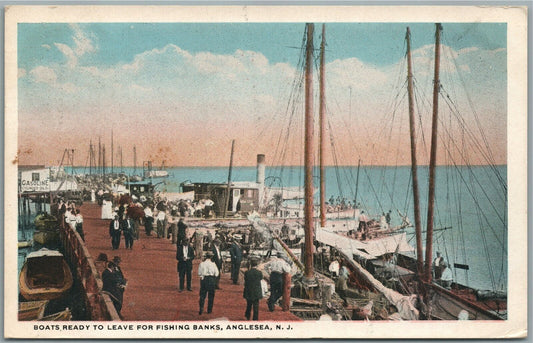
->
xmin=33 ymin=230 xmax=59 ymax=246
xmin=18 ymin=300 xmax=49 ymax=321
xmin=34 ymin=213 xmax=58 ymax=231
xmin=19 ymin=248 xmax=73 ymax=301
xmin=41 ymin=308 xmax=72 ymax=321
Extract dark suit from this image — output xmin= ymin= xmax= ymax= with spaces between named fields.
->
xmin=102 ymin=268 xmax=126 ymax=314
xmin=176 ymin=244 xmax=195 ymax=291
xmin=122 ymin=218 xmax=135 ymax=249
xmin=243 ymin=268 xmax=263 ymax=320
xmin=211 ymin=244 xmax=223 ymax=288
xmin=229 ymin=242 xmax=242 ymax=284
xmin=109 ymin=219 xmax=122 ymax=249
xmin=177 ymin=220 xmax=187 ymax=243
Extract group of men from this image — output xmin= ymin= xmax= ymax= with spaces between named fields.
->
xmin=101 ymin=256 xmax=127 ymax=316
xmin=108 ymin=212 xmax=136 ymax=250
xmin=175 ymin=233 xmax=292 ymax=320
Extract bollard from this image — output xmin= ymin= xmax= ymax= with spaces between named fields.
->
xmin=282 ymin=272 xmax=291 ymax=311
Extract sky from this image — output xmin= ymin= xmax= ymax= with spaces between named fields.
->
xmin=17 ymin=22 xmax=507 ymax=167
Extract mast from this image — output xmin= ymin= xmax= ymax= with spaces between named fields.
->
xmin=406 ymin=27 xmax=424 ymax=277
xmin=223 ymin=140 xmax=235 ymax=219
xmin=424 ymin=23 xmax=442 ymax=283
xmin=89 ymin=140 xmax=93 ymax=175
xmin=133 ymin=145 xmax=137 ymax=175
xmin=98 ymin=137 xmax=102 ymax=176
xmin=319 ymin=24 xmax=326 ymax=228
xmin=353 ymin=158 xmax=361 ymax=218
xmin=111 ymin=129 xmax=114 ymax=176
xmin=303 ymin=23 xmax=315 ymax=281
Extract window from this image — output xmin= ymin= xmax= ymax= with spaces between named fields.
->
xmin=32 ymin=173 xmax=40 ymax=181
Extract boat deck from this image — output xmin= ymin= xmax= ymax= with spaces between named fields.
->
xmin=80 ymin=202 xmax=301 ymax=321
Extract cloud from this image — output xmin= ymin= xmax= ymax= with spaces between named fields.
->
xmin=54 ymin=43 xmax=77 ymax=68
xmin=18 ymin=36 xmax=507 ymax=166
xmin=18 ymin=68 xmax=27 ymax=78
xmin=29 ymin=66 xmax=57 ymax=84
xmin=42 ymin=44 xmax=51 ymax=50
xmin=69 ymin=24 xmax=97 ymax=57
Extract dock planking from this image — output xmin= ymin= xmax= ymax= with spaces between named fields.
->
xmin=80 ymin=202 xmax=301 ymax=321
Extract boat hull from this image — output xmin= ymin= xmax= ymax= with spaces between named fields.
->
xmin=18 ymin=300 xmax=49 ymax=321
xmin=19 ymin=259 xmax=73 ymax=301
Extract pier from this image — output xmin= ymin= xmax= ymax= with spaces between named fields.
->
xmin=75 ymin=202 xmax=301 ymax=321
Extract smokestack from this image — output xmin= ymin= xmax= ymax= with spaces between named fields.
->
xmin=257 ymin=154 xmax=266 ymax=210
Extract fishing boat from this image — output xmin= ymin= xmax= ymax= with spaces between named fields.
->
xmin=397 ymin=24 xmax=507 ymax=320
xmin=143 ymin=160 xmax=169 ymax=178
xmin=18 ymin=300 xmax=48 ymax=321
xmin=19 ymin=248 xmax=73 ymax=301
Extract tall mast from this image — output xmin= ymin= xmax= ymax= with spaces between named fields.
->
xmin=353 ymin=158 xmax=361 ymax=218
xmin=133 ymin=145 xmax=137 ymax=175
xmin=102 ymin=144 xmax=106 ymax=181
xmin=98 ymin=137 xmax=102 ymax=175
xmin=303 ymin=23 xmax=315 ymax=281
xmin=89 ymin=140 xmax=93 ymax=175
xmin=424 ymin=23 xmax=442 ymax=283
xmin=120 ymin=146 xmax=123 ymax=172
xmin=406 ymin=27 xmax=424 ymax=277
xmin=111 ymin=129 xmax=114 ymax=176
xmin=319 ymin=24 xmax=326 ymax=228
xmin=223 ymin=140 xmax=235 ymax=219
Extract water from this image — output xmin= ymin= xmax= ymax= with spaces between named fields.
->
xmin=63 ymin=165 xmax=509 ymax=292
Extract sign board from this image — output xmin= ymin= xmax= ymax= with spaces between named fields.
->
xmin=20 ymin=168 xmax=50 ymax=192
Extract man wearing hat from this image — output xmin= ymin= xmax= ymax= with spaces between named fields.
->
xmin=211 ymin=239 xmax=223 ymax=289
xmin=198 ymin=251 xmax=219 ymax=315
xmin=229 ymin=238 xmax=243 ymax=285
xmin=102 ymin=261 xmax=126 ymax=316
xmin=109 ymin=214 xmax=122 ymax=250
xmin=243 ymin=258 xmax=264 ymax=320
xmin=265 ymin=251 xmax=291 ymax=312
xmin=433 ymin=252 xmax=445 ymax=279
xmin=176 ymin=238 xmax=195 ymax=292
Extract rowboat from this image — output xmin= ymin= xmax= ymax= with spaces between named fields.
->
xmin=18 ymin=300 xmax=49 ymax=321
xmin=19 ymin=248 xmax=73 ymax=301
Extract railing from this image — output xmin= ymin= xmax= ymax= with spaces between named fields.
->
xmin=59 ymin=220 xmax=121 ymax=321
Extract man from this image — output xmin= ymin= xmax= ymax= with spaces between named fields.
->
xmin=335 ymin=265 xmax=350 ymax=306
xmin=176 ymin=238 xmax=195 ymax=292
xmin=156 ymin=209 xmax=166 ymax=238
xmin=433 ymin=252 xmax=445 ymax=279
xmin=144 ymin=205 xmax=154 ymax=236
xmin=198 ymin=251 xmax=219 ymax=315
xmin=229 ymin=238 xmax=242 ymax=285
xmin=75 ymin=209 xmax=85 ymax=241
xmin=102 ymin=261 xmax=127 ymax=315
xmin=204 ymin=198 xmax=214 ymax=219
xmin=211 ymin=239 xmax=223 ymax=289
xmin=122 ymin=215 xmax=135 ymax=250
xmin=109 ymin=214 xmax=122 ymax=250
xmin=265 ymin=251 xmax=291 ymax=312
xmin=177 ymin=218 xmax=188 ymax=244
xmin=438 ymin=262 xmax=453 ymax=289
xmin=243 ymin=258 xmax=264 ymax=320
xmin=358 ymin=211 xmax=370 ymax=239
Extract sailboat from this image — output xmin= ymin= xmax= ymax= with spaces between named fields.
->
xmin=397 ymin=23 xmax=506 ymax=320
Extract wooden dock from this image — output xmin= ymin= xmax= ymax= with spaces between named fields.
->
xmin=80 ymin=202 xmax=301 ymax=321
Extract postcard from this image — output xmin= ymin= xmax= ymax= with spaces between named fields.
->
xmin=4 ymin=5 xmax=527 ymax=339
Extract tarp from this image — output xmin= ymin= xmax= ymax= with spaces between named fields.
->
xmin=164 ymin=191 xmax=195 ymax=202
xmin=315 ymin=227 xmax=414 ymax=260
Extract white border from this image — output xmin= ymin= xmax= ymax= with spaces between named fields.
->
xmin=4 ymin=5 xmax=528 ymax=339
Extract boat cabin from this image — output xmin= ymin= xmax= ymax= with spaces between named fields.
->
xmin=181 ymin=181 xmax=260 ymax=216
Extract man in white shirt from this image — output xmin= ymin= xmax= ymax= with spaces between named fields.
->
xmin=438 ymin=262 xmax=453 ymax=289
xmin=198 ymin=251 xmax=219 ymax=315
xmin=265 ymin=251 xmax=291 ymax=312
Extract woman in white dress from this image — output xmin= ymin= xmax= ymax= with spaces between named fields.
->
xmin=101 ymin=199 xmax=114 ymax=219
